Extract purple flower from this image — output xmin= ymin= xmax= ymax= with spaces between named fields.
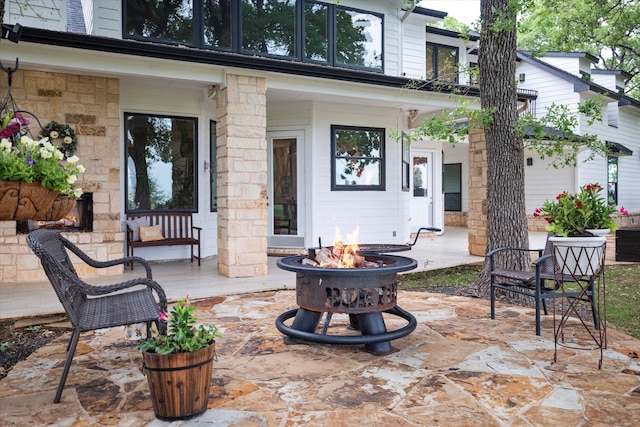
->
xmin=26 ymin=156 xmax=34 ymax=165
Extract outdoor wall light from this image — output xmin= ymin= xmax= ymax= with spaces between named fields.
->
xmin=2 ymin=23 xmax=23 ymax=43
xmin=519 ymin=73 xmax=526 ymax=82
xmin=526 ymin=157 xmax=533 ymax=166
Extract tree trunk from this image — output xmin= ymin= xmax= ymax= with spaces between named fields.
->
xmin=460 ymin=0 xmax=531 ymax=297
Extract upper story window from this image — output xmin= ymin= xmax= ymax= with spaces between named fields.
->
xmin=331 ymin=125 xmax=385 ymax=191
xmin=426 ymin=43 xmax=458 ymax=83
xmin=124 ymin=0 xmax=383 ymax=72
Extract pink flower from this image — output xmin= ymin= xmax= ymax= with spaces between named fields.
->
xmin=576 ymin=201 xmax=583 ymax=208
xmin=620 ymin=206 xmax=629 ymax=216
xmin=158 ymin=311 xmax=168 ymax=321
xmin=533 ymin=208 xmax=542 ymax=217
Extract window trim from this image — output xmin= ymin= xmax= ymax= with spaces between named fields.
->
xmin=124 ymin=112 xmax=199 ymax=214
xmin=331 ymin=125 xmax=385 ymax=191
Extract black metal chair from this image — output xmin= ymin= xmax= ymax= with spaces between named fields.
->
xmin=26 ymin=229 xmax=167 ymax=403
xmin=488 ymin=236 xmax=598 ymax=336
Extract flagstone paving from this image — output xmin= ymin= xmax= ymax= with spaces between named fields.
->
xmin=1 ymin=290 xmax=639 ymax=426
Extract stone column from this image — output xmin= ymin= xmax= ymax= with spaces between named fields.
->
xmin=216 ymin=74 xmax=268 ymax=277
xmin=467 ymin=127 xmax=487 ymax=256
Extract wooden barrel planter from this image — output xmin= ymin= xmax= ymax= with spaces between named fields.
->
xmin=142 ymin=344 xmax=216 ymax=421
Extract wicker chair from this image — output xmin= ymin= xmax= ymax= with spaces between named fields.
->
xmin=26 ymin=229 xmax=167 ymax=403
xmin=488 ymin=236 xmax=598 ymax=336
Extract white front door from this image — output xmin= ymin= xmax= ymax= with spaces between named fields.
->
xmin=267 ymin=131 xmax=305 ymax=248
xmin=410 ymin=151 xmax=434 ymax=233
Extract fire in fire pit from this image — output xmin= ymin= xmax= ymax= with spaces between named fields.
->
xmin=276 ymin=248 xmax=418 ymax=355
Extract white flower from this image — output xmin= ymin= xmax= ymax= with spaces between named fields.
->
xmin=63 ymin=136 xmax=73 ymax=144
xmin=39 ymin=147 xmax=53 ymax=159
xmin=43 ymin=141 xmax=55 ymax=151
xmin=49 ymin=131 xmax=59 ymax=139
xmin=73 ymin=187 xmax=84 ymax=198
xmin=0 ymin=138 xmax=11 ymax=152
xmin=66 ymin=174 xmax=77 ymax=184
xmin=67 ymin=155 xmax=80 ymax=164
xmin=76 ymin=164 xmax=86 ymax=173
xmin=54 ymin=149 xmax=64 ymax=160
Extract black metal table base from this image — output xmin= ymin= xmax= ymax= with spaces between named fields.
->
xmin=275 ymin=306 xmax=417 ymax=356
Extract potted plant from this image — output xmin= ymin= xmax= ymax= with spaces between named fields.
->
xmin=138 ymin=297 xmax=222 ymax=421
xmin=534 ymin=183 xmax=628 ymax=274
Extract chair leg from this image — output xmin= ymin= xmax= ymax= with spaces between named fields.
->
xmin=54 ymin=329 xmax=80 ymax=403
xmin=490 ymin=280 xmax=496 ymax=320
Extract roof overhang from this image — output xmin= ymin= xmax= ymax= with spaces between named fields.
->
xmin=607 ymin=142 xmax=633 ymax=157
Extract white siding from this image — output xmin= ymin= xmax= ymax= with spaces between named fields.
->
xmin=401 ymin=19 xmax=427 ymax=79
xmin=5 ymin=0 xmax=66 ymax=31
xmin=92 ymin=0 xmax=121 ymax=38
xmin=308 ymin=101 xmax=407 ymax=245
xmin=524 ymin=151 xmax=575 ymax=214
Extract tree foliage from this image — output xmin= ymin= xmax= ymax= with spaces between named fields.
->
xmin=517 ymin=0 xmax=640 ymax=98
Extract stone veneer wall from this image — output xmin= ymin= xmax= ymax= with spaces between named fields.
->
xmin=0 ymin=70 xmax=123 ymax=282
xmin=467 ymin=128 xmax=487 ymax=256
xmin=444 ymin=211 xmax=468 ymax=227
xmin=215 ymin=74 xmax=268 ymax=277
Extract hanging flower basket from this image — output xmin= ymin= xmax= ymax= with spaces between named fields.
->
xmin=36 ymin=194 xmax=77 ymax=221
xmin=0 ymin=180 xmax=61 ymax=221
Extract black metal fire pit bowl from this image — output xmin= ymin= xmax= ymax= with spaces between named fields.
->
xmin=275 ymin=253 xmax=418 ymax=355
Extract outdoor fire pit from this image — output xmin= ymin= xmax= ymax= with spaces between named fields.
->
xmin=276 ymin=251 xmax=418 ymax=355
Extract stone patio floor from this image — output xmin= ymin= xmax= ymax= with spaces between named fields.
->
xmin=1 ymin=290 xmax=639 ymax=426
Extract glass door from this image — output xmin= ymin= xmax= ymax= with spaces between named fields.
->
xmin=410 ymin=152 xmax=434 ymax=233
xmin=267 ymin=132 xmax=304 ymax=248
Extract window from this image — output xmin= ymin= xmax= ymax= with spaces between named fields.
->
xmin=443 ymin=163 xmax=462 ymax=211
xmin=335 ymin=7 xmax=383 ymax=70
xmin=125 ymin=0 xmax=195 ymax=45
xmin=124 ymin=0 xmax=383 ymax=71
xmin=426 ymin=43 xmax=458 ymax=83
xmin=241 ymin=0 xmax=297 ymax=57
xmin=402 ymin=133 xmax=410 ymax=191
xmin=204 ymin=0 xmax=233 ymax=49
xmin=125 ymin=113 xmax=197 ymax=212
xmin=331 ymin=125 xmax=385 ymax=191
xmin=210 ymin=121 xmax=217 ymax=211
xmin=608 ymin=156 xmax=618 ymax=205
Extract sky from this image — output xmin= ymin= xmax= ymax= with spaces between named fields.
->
xmin=419 ymin=0 xmax=481 ymax=25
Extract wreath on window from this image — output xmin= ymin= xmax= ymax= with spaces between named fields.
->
xmin=40 ymin=121 xmax=78 ymax=158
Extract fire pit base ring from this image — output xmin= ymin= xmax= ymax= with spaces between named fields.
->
xmin=275 ymin=305 xmax=417 ymax=356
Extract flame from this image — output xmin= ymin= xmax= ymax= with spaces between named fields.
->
xmin=333 ymin=226 xmax=360 ymax=268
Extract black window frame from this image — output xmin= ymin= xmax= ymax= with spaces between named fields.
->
xmin=607 ymin=156 xmax=618 ymax=205
xmin=331 ymin=125 xmax=385 ymax=191
xmin=124 ymin=112 xmax=199 ymax=213
xmin=443 ymin=163 xmax=462 ymax=211
xmin=401 ymin=133 xmax=410 ymax=191
xmin=426 ymin=42 xmax=459 ymax=83
xmin=123 ymin=0 xmax=384 ymax=72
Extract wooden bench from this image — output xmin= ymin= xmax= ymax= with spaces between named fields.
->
xmin=125 ymin=212 xmax=201 ymax=269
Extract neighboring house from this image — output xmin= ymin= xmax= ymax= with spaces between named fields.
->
xmin=1 ymin=1 xmax=637 ymax=283
xmin=435 ymin=32 xmax=640 ymax=231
